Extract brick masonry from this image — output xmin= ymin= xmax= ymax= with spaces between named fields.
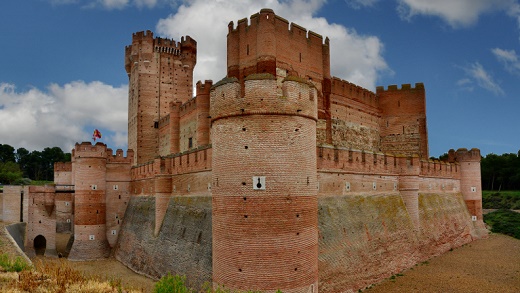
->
xmin=3 ymin=8 xmax=488 ymax=293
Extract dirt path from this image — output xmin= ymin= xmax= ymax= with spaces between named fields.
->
xmin=364 ymin=233 xmax=520 ymax=293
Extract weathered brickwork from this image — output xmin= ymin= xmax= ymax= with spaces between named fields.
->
xmin=8 ymin=8 xmax=487 ymax=293
xmin=26 ymin=185 xmax=57 ymax=257
xmin=126 ymin=31 xmax=196 ymax=164
xmin=210 ymin=75 xmax=319 ymax=292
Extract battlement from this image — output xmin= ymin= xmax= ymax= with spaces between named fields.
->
xmin=317 ymin=146 xmax=460 ymax=179
xmin=448 ymin=148 xmax=481 ymax=163
xmin=228 ymin=9 xmax=326 ymax=45
xmin=227 ymin=9 xmax=330 ymax=85
xmin=210 ymin=74 xmax=318 ymax=122
xmin=125 ymin=31 xmax=197 ymax=74
xmin=331 ymin=77 xmax=378 ymax=108
xmin=72 ymin=142 xmax=133 ymax=162
xmin=106 ymin=148 xmax=134 ymax=163
xmin=376 ymin=83 xmax=425 ymax=93
xmin=196 ymin=80 xmax=213 ymax=95
xmin=179 ymin=98 xmax=197 ymax=116
xmin=54 ymin=162 xmax=72 ymax=172
xmin=73 ymin=142 xmax=108 ymax=158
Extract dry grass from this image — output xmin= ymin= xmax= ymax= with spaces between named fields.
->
xmin=0 ymin=258 xmax=144 ymax=293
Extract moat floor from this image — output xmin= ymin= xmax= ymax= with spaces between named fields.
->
xmin=364 ymin=233 xmax=520 ymax=293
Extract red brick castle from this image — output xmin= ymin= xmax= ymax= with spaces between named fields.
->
xmin=3 ymin=9 xmax=486 ymax=293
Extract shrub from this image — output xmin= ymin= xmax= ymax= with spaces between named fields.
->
xmin=0 ymin=254 xmax=30 ymax=272
xmin=154 ymin=273 xmax=192 ymax=293
xmin=484 ymin=209 xmax=520 ymax=239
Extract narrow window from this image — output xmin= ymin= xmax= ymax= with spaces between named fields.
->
xmin=188 ymin=137 xmax=193 ymax=149
xmin=247 ymin=44 xmax=249 ymax=55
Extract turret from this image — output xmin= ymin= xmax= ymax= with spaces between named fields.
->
xmin=210 ymin=73 xmax=319 ymax=292
xmin=449 ymin=148 xmax=483 ymax=221
xmin=68 ymin=142 xmax=110 ymax=260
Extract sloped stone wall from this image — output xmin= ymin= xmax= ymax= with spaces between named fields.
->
xmin=114 ymin=195 xmax=212 ymax=289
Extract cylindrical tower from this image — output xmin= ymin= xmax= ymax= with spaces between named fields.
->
xmin=68 ymin=142 xmax=110 ymax=260
xmin=398 ymin=155 xmax=421 ymax=229
xmin=455 ymin=148 xmax=483 ymax=221
xmin=211 ymin=74 xmax=318 ymax=293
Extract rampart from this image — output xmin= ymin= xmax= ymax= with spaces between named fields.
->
xmin=12 ymin=8 xmax=487 ymax=293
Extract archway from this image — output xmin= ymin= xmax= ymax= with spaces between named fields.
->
xmin=34 ymin=235 xmax=46 ymax=256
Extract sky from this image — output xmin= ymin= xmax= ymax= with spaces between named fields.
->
xmin=1 ymin=0 xmax=519 ymax=158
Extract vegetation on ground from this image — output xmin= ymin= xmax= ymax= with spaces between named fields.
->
xmin=482 ymin=191 xmax=520 ymax=209
xmin=483 ymin=209 xmax=520 ymax=239
xmin=0 ymin=257 xmax=143 ymax=292
xmin=153 ymin=274 xmax=282 ymax=293
xmin=0 ymin=254 xmax=30 ymax=272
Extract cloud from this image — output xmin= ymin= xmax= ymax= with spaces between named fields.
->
xmin=397 ymin=0 xmax=518 ymax=27
xmin=0 ymin=81 xmax=128 ymax=152
xmin=156 ymin=0 xmax=389 ymax=90
xmin=492 ymin=48 xmax=520 ymax=75
xmin=345 ymin=0 xmax=379 ymax=9
xmin=460 ymin=62 xmax=504 ymax=95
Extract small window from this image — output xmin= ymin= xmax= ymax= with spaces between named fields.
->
xmin=188 ymin=137 xmax=193 ymax=149
xmin=154 ymin=121 xmax=159 ymax=129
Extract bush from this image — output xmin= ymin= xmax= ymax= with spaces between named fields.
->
xmin=154 ymin=274 xmax=192 ymax=293
xmin=484 ymin=209 xmax=520 ymax=239
xmin=0 ymin=254 xmax=30 ymax=272
xmin=482 ymin=191 xmax=520 ymax=209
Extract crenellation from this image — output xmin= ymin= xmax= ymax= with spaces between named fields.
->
xmin=376 ymin=82 xmax=425 ymax=93
xmin=11 ymin=9 xmax=486 ymax=293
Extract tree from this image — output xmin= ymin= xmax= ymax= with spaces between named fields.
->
xmin=0 ymin=161 xmax=23 ymax=184
xmin=0 ymin=144 xmax=16 ymax=163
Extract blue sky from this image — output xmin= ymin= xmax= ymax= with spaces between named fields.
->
xmin=1 ymin=0 xmax=519 ymax=158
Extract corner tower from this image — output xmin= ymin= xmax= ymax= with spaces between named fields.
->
xmin=125 ymin=30 xmax=197 ymax=164
xmin=211 ymin=73 xmax=319 ymax=292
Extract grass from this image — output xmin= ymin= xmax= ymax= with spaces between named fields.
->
xmin=483 ymin=209 xmax=520 ymax=239
xmin=482 ymin=190 xmax=520 ymax=209
xmin=153 ymin=274 xmax=282 ymax=293
xmin=0 ymin=258 xmax=143 ymax=293
xmin=0 ymin=253 xmax=31 ymax=272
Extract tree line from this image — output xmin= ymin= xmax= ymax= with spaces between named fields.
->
xmin=481 ymin=151 xmax=520 ymax=191
xmin=0 ymin=144 xmax=70 ymax=185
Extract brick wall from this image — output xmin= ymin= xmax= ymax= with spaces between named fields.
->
xmin=26 ymin=185 xmax=57 ymax=257
xmin=211 ymin=76 xmax=319 ymax=292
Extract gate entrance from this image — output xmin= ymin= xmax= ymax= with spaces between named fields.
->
xmin=34 ymin=235 xmax=46 ymax=255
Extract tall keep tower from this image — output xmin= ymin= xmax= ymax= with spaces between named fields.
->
xmin=125 ymin=30 xmax=197 ymax=164
xmin=211 ymin=9 xmax=322 ymax=292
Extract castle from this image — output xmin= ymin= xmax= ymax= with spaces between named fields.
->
xmin=1 ymin=9 xmax=486 ymax=293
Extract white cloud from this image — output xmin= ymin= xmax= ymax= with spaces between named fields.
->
xmin=460 ymin=62 xmax=504 ymax=95
xmin=492 ymin=48 xmax=520 ymax=75
xmin=397 ymin=0 xmax=518 ymax=27
xmin=0 ymin=81 xmax=128 ymax=152
xmin=345 ymin=0 xmax=379 ymax=9
xmin=156 ymin=0 xmax=389 ymax=90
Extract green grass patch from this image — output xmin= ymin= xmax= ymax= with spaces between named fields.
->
xmin=482 ymin=191 xmax=520 ymax=209
xmin=0 ymin=253 xmax=31 ymax=272
xmin=484 ymin=209 xmax=520 ymax=239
